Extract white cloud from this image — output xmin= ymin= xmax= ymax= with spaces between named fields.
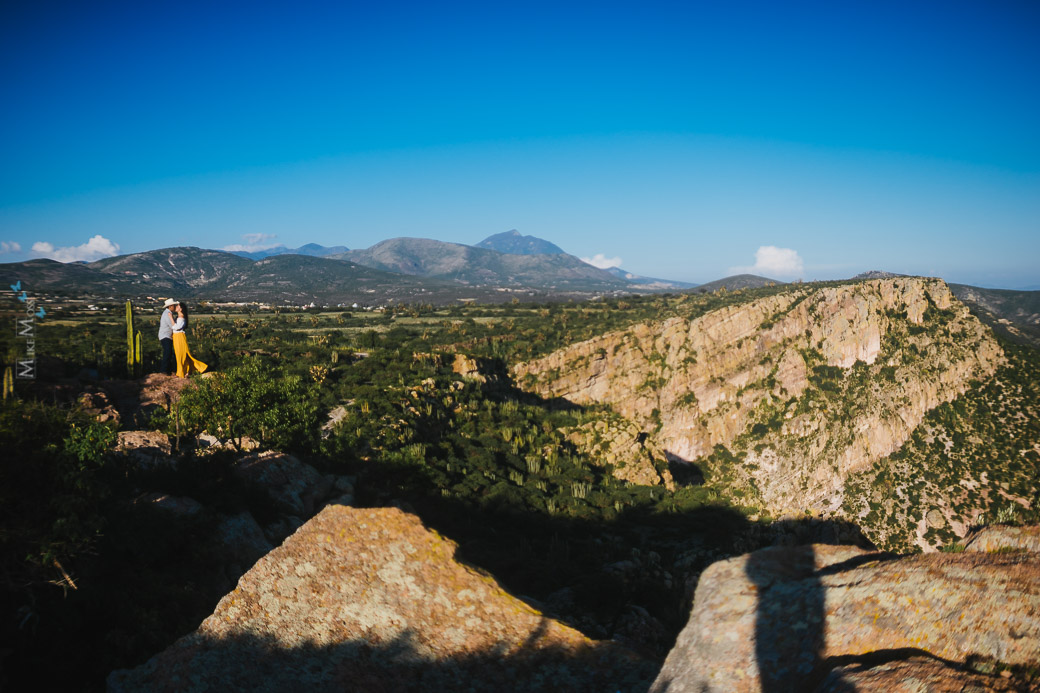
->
xmin=223 ymin=233 xmax=281 ymax=253
xmin=243 ymin=233 xmax=276 ymax=245
xmin=581 ymin=253 xmax=623 ymax=269
xmin=731 ymin=245 xmax=804 ymax=278
xmin=0 ymin=241 xmax=22 ymax=254
xmin=31 ymin=235 xmax=120 ymax=262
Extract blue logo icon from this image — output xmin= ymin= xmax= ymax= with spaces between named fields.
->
xmin=9 ymin=280 xmax=20 ymax=292
xmin=36 ymin=307 xmax=46 ymax=318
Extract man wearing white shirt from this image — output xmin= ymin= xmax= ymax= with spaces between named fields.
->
xmin=158 ymin=298 xmax=179 ymax=375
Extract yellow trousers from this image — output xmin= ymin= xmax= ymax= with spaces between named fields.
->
xmin=172 ymin=331 xmax=208 ymax=378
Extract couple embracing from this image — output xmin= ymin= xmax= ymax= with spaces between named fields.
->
xmin=158 ymin=298 xmax=208 ymax=378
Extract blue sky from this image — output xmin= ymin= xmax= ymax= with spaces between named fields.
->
xmin=1 ymin=0 xmax=1038 ymax=288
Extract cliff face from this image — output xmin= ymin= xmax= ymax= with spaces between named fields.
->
xmin=514 ymin=278 xmax=1004 ymax=517
xmin=563 ymin=416 xmax=676 ymax=490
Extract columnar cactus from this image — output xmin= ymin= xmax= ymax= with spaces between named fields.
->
xmin=126 ymin=300 xmax=142 ymax=377
xmin=135 ymin=331 xmax=142 ymax=373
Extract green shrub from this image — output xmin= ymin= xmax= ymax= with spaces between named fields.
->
xmin=0 ymin=401 xmax=117 ymax=587
xmin=177 ymin=358 xmax=320 ymax=453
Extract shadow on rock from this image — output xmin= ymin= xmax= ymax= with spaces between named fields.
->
xmin=108 ymin=628 xmax=656 ymax=693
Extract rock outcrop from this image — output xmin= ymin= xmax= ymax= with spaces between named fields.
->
xmin=232 ymin=450 xmax=332 ymax=518
xmin=102 ymin=373 xmax=196 ymax=428
xmin=108 ymin=505 xmax=655 ymax=692
xmin=116 ymin=430 xmax=173 ymax=470
xmin=651 ymin=525 xmax=1040 ymax=692
xmin=514 ymin=278 xmax=1004 ymax=517
xmin=965 ymin=524 xmax=1040 ymax=554
xmin=817 ymin=657 xmax=1025 ymax=692
xmin=564 ymin=417 xmax=676 ymax=489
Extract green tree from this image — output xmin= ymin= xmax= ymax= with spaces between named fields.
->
xmin=177 ymin=358 xmax=320 ymax=453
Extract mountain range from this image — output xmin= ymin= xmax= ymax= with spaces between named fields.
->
xmin=4 ymin=233 xmax=1038 ymax=340
xmin=475 ymin=229 xmax=697 ymax=289
xmin=949 ymin=282 xmax=1040 ymax=348
xmin=334 ymin=237 xmax=629 ymax=290
xmin=229 ymin=243 xmax=350 ymax=261
xmin=0 ymin=232 xmax=698 ymax=304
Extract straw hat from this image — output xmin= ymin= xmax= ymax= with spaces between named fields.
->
xmin=163 ymin=298 xmax=180 ymax=308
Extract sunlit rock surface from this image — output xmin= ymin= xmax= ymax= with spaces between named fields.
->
xmin=515 ymin=278 xmax=1003 ymax=516
xmin=108 ymin=505 xmax=654 ymax=692
xmin=651 ymin=525 xmax=1040 ymax=692
xmin=965 ymin=524 xmax=1040 ymax=554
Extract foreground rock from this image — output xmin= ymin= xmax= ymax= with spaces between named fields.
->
xmin=108 ymin=505 xmax=654 ymax=692
xmin=818 ymin=657 xmax=1024 ymax=692
xmin=965 ymin=524 xmax=1040 ymax=554
xmin=652 ymin=526 xmax=1040 ymax=692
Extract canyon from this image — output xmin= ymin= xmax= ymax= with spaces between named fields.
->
xmin=515 ymin=278 xmax=1006 ymax=541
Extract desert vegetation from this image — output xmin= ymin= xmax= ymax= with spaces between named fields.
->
xmin=843 ymin=340 xmax=1040 ymax=552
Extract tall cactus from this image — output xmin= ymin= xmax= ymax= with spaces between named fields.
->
xmin=2 ymin=366 xmax=13 ymax=400
xmin=135 ymin=331 xmax=142 ymax=374
xmin=125 ymin=300 xmax=142 ymax=377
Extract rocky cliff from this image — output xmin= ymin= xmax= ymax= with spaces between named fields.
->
xmin=513 ymin=278 xmax=1004 ymax=519
xmin=108 ymin=505 xmax=656 ymax=692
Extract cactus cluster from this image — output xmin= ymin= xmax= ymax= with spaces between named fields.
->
xmin=126 ymin=300 xmax=142 ymax=377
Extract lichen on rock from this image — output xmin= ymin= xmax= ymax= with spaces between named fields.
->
xmin=651 ymin=529 xmax=1040 ymax=692
xmin=108 ymin=505 xmax=655 ymax=692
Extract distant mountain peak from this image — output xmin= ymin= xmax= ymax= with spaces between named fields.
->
xmin=692 ymin=274 xmax=782 ymax=293
xmin=476 ymin=231 xmax=566 ymax=256
xmin=853 ymin=270 xmax=907 ymax=280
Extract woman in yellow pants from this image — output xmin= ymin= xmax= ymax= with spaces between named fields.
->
xmin=170 ymin=303 xmax=208 ymax=377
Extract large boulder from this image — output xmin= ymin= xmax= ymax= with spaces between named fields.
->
xmin=78 ymin=388 xmax=120 ymax=424
xmin=108 ymin=505 xmax=654 ymax=692
xmin=652 ymin=530 xmax=1040 ymax=692
xmin=116 ymin=431 xmax=174 ymax=471
xmin=818 ymin=657 xmax=1024 ymax=692
xmin=131 ymin=492 xmax=201 ymax=517
xmin=964 ymin=524 xmax=1040 ymax=554
xmin=104 ymin=373 xmax=195 ymax=429
xmin=231 ymin=450 xmax=331 ymax=517
xmin=215 ymin=511 xmax=274 ymax=581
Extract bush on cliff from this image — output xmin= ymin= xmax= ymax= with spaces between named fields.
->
xmin=176 ymin=357 xmax=321 ymax=453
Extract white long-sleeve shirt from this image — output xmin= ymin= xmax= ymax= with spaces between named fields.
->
xmin=158 ymin=309 xmax=174 ymax=340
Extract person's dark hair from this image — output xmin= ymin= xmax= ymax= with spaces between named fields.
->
xmin=179 ymin=302 xmax=189 ymax=326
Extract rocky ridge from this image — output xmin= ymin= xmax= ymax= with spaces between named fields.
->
xmin=514 ymin=278 xmax=1004 ymax=519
